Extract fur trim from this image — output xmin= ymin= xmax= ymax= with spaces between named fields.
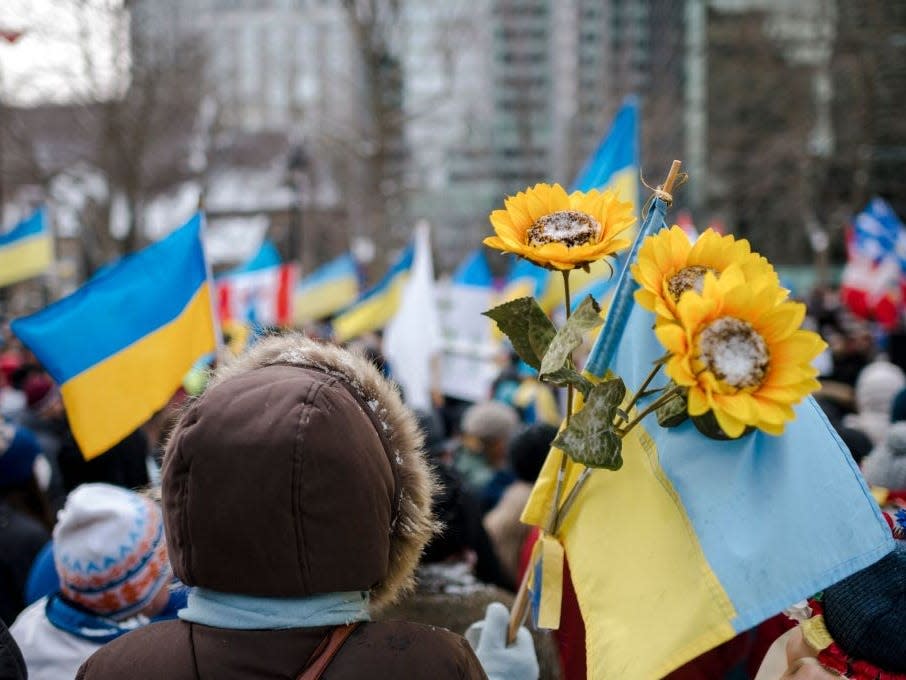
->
xmin=206 ymin=333 xmax=438 ymax=609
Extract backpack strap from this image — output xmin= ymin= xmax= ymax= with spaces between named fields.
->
xmin=297 ymin=622 xmax=362 ymax=680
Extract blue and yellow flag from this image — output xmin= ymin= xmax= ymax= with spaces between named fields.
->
xmin=12 ymin=214 xmax=217 ymax=460
xmin=332 ymin=245 xmax=414 ymax=342
xmin=573 ymin=97 xmax=639 ymax=211
xmin=294 ymin=253 xmax=360 ymax=324
xmin=0 ymin=207 xmax=53 ymax=287
xmin=522 ymin=197 xmax=895 ymax=679
xmin=452 ymin=249 xmax=495 ymax=288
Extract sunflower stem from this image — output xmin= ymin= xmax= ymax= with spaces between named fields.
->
xmin=554 ymin=467 xmax=591 ymax=534
xmin=545 ymin=269 xmax=573 ymax=534
xmin=616 ymin=386 xmax=685 ymax=437
xmin=617 ymin=357 xmax=669 ymax=421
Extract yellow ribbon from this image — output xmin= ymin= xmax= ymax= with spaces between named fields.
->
xmin=801 ymin=614 xmax=834 ymax=652
xmin=528 ymin=532 xmax=565 ymax=629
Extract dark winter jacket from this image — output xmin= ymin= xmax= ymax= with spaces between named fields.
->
xmin=0 ymin=501 xmax=49 ymax=626
xmin=0 ymin=616 xmax=27 ymax=680
xmin=77 ymin=336 xmax=487 ymax=680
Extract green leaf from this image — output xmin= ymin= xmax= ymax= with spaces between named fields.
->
xmin=553 ymin=378 xmax=626 ymax=470
xmin=541 ymin=367 xmax=594 ymax=399
xmin=539 ymin=295 xmax=603 ymax=378
xmin=656 ymin=384 xmax=689 ymax=428
xmin=483 ymin=297 xmax=556 ymax=370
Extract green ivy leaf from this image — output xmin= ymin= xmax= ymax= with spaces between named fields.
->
xmin=553 ymin=378 xmax=626 ymax=470
xmin=541 ymin=367 xmax=594 ymax=399
xmin=483 ymin=297 xmax=556 ymax=370
xmin=539 ymin=295 xmax=603 ymax=379
xmin=656 ymin=384 xmax=689 ymax=428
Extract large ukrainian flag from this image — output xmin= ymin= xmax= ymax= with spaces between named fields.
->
xmin=294 ymin=253 xmax=359 ymax=324
xmin=572 ymin=97 xmax=639 ymax=210
xmin=332 ymin=245 xmax=413 ymax=342
xmin=0 ymin=207 xmax=53 ymax=287
xmin=521 ymin=195 xmax=895 ymax=679
xmin=12 ymin=214 xmax=217 ymax=460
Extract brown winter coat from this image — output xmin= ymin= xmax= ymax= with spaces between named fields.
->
xmin=77 ymin=336 xmax=487 ymax=679
xmin=77 ymin=618 xmax=484 ymax=679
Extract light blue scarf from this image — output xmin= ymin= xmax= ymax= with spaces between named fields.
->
xmin=178 ymin=588 xmax=371 ymax=630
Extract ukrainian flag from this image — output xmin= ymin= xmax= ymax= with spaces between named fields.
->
xmin=332 ymin=245 xmax=414 ymax=342
xmin=294 ymin=253 xmax=360 ymax=324
xmin=522 ymin=195 xmax=895 ymax=679
xmin=452 ymin=249 xmax=495 ymax=288
xmin=572 ymin=96 xmax=639 ymax=212
xmin=0 ymin=207 xmax=53 ymax=287
xmin=12 ymin=214 xmax=217 ymax=460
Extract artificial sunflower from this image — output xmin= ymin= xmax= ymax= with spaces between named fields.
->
xmin=632 ymin=226 xmax=783 ymax=323
xmin=485 ymin=183 xmax=635 ymax=271
xmin=654 ymin=265 xmax=826 ymax=438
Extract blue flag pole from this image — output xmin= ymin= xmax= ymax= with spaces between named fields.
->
xmin=587 ymin=160 xmax=681 ymax=376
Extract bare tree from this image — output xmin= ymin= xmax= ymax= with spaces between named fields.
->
xmin=338 ymin=0 xmax=406 ymax=260
xmin=4 ymin=0 xmax=207 ymax=275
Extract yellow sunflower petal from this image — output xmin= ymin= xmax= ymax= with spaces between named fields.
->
xmin=676 ymin=291 xmax=716 ymax=332
xmin=713 ymin=407 xmax=747 ymax=439
xmin=490 ymin=210 xmax=523 ymax=243
xmin=654 ymin=296 xmax=676 ymax=320
xmin=655 ymin=323 xmax=686 ymax=353
xmin=756 ymin=384 xmax=807 ymax=402
xmin=667 ymin=226 xmax=693 ymax=269
xmin=751 ymin=396 xmax=790 ymax=425
xmin=548 ymin=183 xmax=570 ymax=212
xmin=634 ymin=289 xmax=658 ymax=313
xmin=688 ymin=387 xmax=710 ymax=416
xmin=771 ymin=331 xmax=826 ymax=366
xmin=603 ymin=238 xmax=631 ymax=255
xmin=713 ymin=392 xmax=756 ymax=424
xmin=531 ymin=190 xmax=556 ymax=223
xmin=503 ymin=195 xmax=533 ymax=229
xmin=687 ymin=229 xmax=721 ymax=266
xmin=757 ymin=420 xmax=786 ymax=436
xmin=666 ymin=356 xmax=696 ymax=386
xmin=757 ymin=302 xmax=806 ymax=342
xmin=483 ymin=236 xmax=509 ymax=251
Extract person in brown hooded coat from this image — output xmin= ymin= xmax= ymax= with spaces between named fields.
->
xmin=76 ymin=335 xmax=496 ymax=679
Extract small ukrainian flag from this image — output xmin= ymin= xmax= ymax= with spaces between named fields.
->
xmin=332 ymin=245 xmax=414 ymax=342
xmin=0 ymin=207 xmax=53 ymax=288
xmin=12 ymin=214 xmax=217 ymax=459
xmin=294 ymin=253 xmax=359 ymax=324
xmin=572 ymin=96 xmax=639 ymax=211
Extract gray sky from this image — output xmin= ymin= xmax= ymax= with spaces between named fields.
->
xmin=0 ymin=0 xmax=120 ymax=104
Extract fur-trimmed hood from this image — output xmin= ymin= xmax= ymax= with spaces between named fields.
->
xmin=161 ymin=334 xmax=436 ymax=609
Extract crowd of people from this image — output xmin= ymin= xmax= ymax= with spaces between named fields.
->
xmin=0 ymin=284 xmax=904 ymax=679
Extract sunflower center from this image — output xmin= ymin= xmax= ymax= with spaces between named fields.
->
xmin=698 ymin=317 xmax=769 ymax=389
xmin=667 ymin=265 xmax=717 ymax=301
xmin=526 ymin=210 xmax=601 ymax=248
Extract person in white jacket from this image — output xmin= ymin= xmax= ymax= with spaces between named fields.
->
xmin=11 ymin=483 xmax=170 ymax=680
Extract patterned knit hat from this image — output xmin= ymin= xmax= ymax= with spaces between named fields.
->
xmin=798 ymin=540 xmax=906 ymax=679
xmin=53 ymin=483 xmax=170 ymax=620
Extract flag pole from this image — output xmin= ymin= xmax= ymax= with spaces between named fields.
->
xmin=506 ymin=160 xmax=683 ymax=645
xmin=198 ymin=205 xmax=226 ymax=362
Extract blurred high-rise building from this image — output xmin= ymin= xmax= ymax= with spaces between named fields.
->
xmin=125 ymin=0 xmax=902 ymax=270
xmin=131 ymin=0 xmax=355 ymax=134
